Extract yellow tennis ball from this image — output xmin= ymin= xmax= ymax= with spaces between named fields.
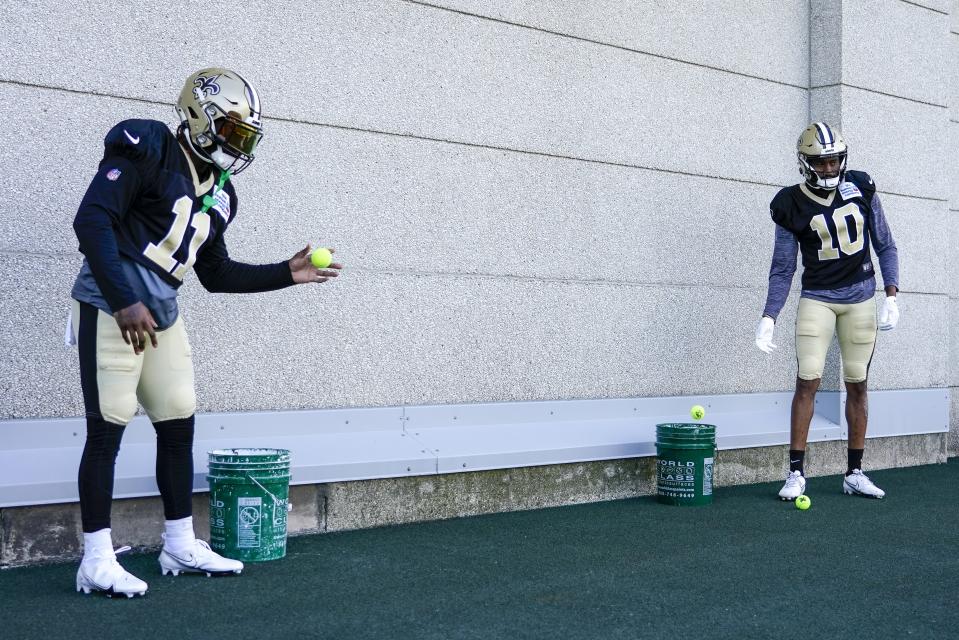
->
xmin=795 ymin=495 xmax=811 ymax=510
xmin=690 ymin=405 xmax=705 ymax=420
xmin=310 ymin=247 xmax=332 ymax=269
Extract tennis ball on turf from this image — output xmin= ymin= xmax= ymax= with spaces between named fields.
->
xmin=690 ymin=405 xmax=705 ymax=420
xmin=310 ymin=247 xmax=333 ymax=269
xmin=795 ymin=495 xmax=811 ymax=510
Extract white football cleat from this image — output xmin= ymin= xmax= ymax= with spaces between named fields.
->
xmin=76 ymin=546 xmax=148 ymax=598
xmin=843 ymin=469 xmax=885 ymax=499
xmin=159 ymin=537 xmax=244 ymax=577
xmin=778 ymin=470 xmax=806 ymax=501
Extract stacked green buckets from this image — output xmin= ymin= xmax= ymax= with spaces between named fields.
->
xmin=655 ymin=423 xmax=716 ymax=506
xmin=207 ymin=448 xmax=292 ymax=561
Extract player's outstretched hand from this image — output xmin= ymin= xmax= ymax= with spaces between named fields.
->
xmin=289 ymin=244 xmax=342 ymax=285
xmin=755 ymin=316 xmax=777 ymax=354
xmin=113 ymin=302 xmax=158 ymax=354
xmin=878 ymin=296 xmax=899 ymax=331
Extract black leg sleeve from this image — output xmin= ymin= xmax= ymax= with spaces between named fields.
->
xmin=153 ymin=415 xmax=196 ymax=520
xmin=78 ymin=418 xmax=127 ymax=533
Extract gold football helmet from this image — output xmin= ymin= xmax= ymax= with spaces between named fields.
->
xmin=797 ymin=122 xmax=847 ymax=190
xmin=175 ymin=68 xmax=263 ymax=174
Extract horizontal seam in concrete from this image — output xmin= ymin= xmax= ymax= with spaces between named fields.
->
xmin=344 ymin=268 xmax=774 ymax=289
xmin=287 ymin=118 xmax=787 ymax=189
xmin=302 ymin=267 xmax=954 ymax=295
xmin=810 ymin=82 xmax=947 ymax=109
xmin=0 ymin=79 xmax=787 ymax=190
xmin=400 ymin=0 xmax=808 ymax=92
xmin=898 ymin=0 xmax=949 ymax=14
xmin=0 ymin=250 xmax=56 ymax=259
xmin=877 ymin=190 xmax=948 ymax=203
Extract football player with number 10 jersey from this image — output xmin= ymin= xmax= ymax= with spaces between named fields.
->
xmin=69 ymin=68 xmax=342 ymax=597
xmin=756 ymin=122 xmax=900 ymax=503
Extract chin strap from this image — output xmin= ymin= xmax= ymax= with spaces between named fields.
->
xmin=200 ymin=170 xmax=232 ymax=214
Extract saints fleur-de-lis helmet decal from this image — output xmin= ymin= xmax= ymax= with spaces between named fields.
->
xmin=175 ymin=68 xmax=263 ymax=174
xmin=796 ymin=122 xmax=848 ymax=191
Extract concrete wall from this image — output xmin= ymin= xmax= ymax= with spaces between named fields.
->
xmin=0 ymin=1 xmax=955 ymax=544
xmin=2 ymin=0 xmax=812 ymax=418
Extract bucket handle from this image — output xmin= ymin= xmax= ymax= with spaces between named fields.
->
xmin=247 ymin=473 xmax=293 ymax=512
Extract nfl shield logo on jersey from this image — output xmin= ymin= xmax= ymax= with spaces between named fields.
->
xmin=106 ymin=168 xmax=122 ymax=181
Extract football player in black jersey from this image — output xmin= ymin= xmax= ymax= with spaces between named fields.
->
xmin=69 ymin=68 xmax=342 ymax=597
xmin=756 ymin=122 xmax=899 ymax=503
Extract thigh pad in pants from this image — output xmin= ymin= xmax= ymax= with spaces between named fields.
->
xmin=137 ymin=316 xmax=196 ymax=422
xmin=836 ymin=298 xmax=877 ymax=383
xmin=795 ymin=298 xmax=837 ymax=381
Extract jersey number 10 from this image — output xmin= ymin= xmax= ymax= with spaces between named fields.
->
xmin=142 ymin=196 xmax=211 ymax=280
xmin=808 ymin=203 xmax=865 ymax=261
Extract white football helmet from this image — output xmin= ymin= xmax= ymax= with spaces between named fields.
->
xmin=797 ymin=122 xmax=847 ymax=190
xmin=175 ymin=68 xmax=263 ymax=174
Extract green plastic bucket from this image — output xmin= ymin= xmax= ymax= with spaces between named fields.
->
xmin=207 ymin=448 xmax=291 ymax=562
xmin=655 ymin=423 xmax=715 ymax=506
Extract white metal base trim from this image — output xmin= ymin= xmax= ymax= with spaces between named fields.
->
xmin=0 ymin=388 xmax=948 ymax=507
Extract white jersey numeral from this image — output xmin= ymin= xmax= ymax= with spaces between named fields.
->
xmin=143 ymin=196 xmax=211 ymax=280
xmin=809 ymin=203 xmax=865 ymax=261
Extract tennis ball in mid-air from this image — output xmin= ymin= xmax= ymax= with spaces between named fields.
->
xmin=690 ymin=405 xmax=705 ymax=420
xmin=310 ymin=247 xmax=333 ymax=269
xmin=795 ymin=495 xmax=811 ymax=510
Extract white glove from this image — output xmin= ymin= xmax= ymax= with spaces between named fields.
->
xmin=755 ymin=316 xmax=777 ymax=353
xmin=878 ymin=296 xmax=899 ymax=331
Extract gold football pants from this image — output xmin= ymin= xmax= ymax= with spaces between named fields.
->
xmin=73 ymin=300 xmax=196 ymax=425
xmin=795 ymin=297 xmax=877 ymax=383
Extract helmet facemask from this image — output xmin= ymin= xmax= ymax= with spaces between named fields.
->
xmin=798 ymin=150 xmax=847 ymax=190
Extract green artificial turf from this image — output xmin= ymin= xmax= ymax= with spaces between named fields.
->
xmin=1 ymin=461 xmax=956 ymax=639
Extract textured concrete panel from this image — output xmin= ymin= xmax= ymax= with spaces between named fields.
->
xmin=717 ymin=433 xmax=947 ymax=486
xmin=873 ymin=194 xmax=949 ymax=295
xmin=325 ymin=457 xmax=656 ymax=532
xmin=0 ymin=84 xmax=164 ymax=255
xmin=252 ymin=122 xmax=785 ymax=292
xmin=427 ymin=0 xmax=809 ymax=86
xmin=833 ymin=87 xmax=950 ymax=201
xmin=952 ymin=35 xmax=959 ymax=122
xmin=951 ymin=299 xmax=959 ymax=388
xmin=865 ymin=293 xmax=949 ymax=391
xmin=0 ymin=502 xmax=81 ymax=566
xmin=951 ymin=121 xmax=959 ymax=209
xmin=950 ymin=215 xmax=959 ymax=300
xmin=841 ymin=0 xmax=949 ymax=106
xmin=809 ymin=0 xmax=844 ymax=88
xmin=809 ymin=84 xmax=843 ymax=129
xmin=179 ymin=275 xmax=805 ymax=413
xmin=0 ymin=1 xmax=805 ymax=186
xmin=0 ymin=250 xmax=803 ymax=420
xmin=0 ymin=255 xmax=83 ymax=419
xmin=0 ymin=488 xmax=321 ymax=567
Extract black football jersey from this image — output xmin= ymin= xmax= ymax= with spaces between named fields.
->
xmin=79 ymin=119 xmax=239 ymax=289
xmin=769 ymin=170 xmax=877 ymax=290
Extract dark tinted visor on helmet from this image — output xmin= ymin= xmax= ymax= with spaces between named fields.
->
xmin=214 ymin=116 xmax=263 ymax=157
